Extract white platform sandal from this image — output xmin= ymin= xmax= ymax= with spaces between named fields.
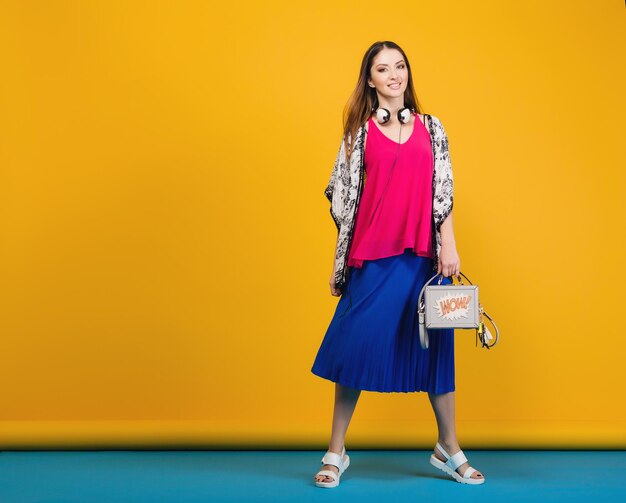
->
xmin=314 ymin=446 xmax=350 ymax=488
xmin=429 ymin=442 xmax=485 ymax=485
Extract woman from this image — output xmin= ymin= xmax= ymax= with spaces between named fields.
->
xmin=311 ymin=41 xmax=485 ymax=487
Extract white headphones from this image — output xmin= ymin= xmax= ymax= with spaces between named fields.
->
xmin=373 ymin=106 xmax=412 ymax=125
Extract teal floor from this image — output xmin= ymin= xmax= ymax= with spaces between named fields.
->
xmin=0 ymin=450 xmax=624 ymax=502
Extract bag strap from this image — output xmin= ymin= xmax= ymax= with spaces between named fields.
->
xmin=417 ymin=271 xmax=452 ymax=350
xmin=477 ymin=308 xmax=500 ymax=348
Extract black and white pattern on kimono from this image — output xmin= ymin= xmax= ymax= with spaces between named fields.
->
xmin=427 ymin=115 xmax=454 ymax=274
xmin=325 ymin=114 xmax=453 ymax=292
xmin=324 ymin=126 xmax=366 ymax=291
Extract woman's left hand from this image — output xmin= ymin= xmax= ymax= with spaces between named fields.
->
xmin=437 ymin=243 xmax=460 ymax=278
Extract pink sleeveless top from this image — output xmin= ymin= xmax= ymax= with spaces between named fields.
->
xmin=347 ymin=113 xmax=434 ymax=268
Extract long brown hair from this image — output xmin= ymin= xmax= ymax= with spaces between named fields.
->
xmin=342 ymin=41 xmax=425 ymax=163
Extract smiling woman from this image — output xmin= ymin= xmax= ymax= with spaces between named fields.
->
xmin=311 ymin=41 xmax=485 ymax=488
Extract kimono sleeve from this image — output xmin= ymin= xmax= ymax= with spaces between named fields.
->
xmin=324 ymin=134 xmax=348 ymax=231
xmin=432 ymin=115 xmax=454 ymax=228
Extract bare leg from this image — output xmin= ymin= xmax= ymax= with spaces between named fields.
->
xmin=314 ymin=382 xmax=361 ymax=483
xmin=427 ymin=391 xmax=484 ymax=480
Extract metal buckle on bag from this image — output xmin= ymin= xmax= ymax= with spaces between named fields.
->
xmin=478 ymin=307 xmax=499 ymax=349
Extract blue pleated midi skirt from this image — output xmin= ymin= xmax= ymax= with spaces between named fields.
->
xmin=311 ymin=249 xmax=455 ymax=394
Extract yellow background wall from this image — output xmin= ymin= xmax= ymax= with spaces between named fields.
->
xmin=0 ymin=1 xmax=624 ymax=449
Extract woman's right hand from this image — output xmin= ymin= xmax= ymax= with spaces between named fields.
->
xmin=329 ymin=270 xmax=342 ymax=297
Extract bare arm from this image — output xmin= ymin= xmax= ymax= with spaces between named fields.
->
xmin=440 ymin=211 xmax=456 ymax=247
xmin=438 ymin=210 xmax=460 ymax=276
xmin=331 ymin=237 xmax=338 ymax=271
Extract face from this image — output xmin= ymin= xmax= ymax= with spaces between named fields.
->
xmin=367 ymin=47 xmax=409 ymax=98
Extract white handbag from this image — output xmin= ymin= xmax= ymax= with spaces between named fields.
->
xmin=417 ymin=271 xmax=499 ymax=350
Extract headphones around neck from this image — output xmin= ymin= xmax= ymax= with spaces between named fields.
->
xmin=373 ymin=106 xmax=412 ymax=125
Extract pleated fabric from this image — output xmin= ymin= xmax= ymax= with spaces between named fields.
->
xmin=311 ymin=249 xmax=455 ymax=394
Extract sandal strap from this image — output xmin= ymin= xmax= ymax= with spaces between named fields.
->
xmin=446 ymin=450 xmax=468 ymax=471
xmin=435 ymin=442 xmax=450 ymax=460
xmin=321 ymin=451 xmax=342 ymax=469
xmin=316 ymin=469 xmax=338 ymax=481
xmin=463 ymin=466 xmax=477 ymax=479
